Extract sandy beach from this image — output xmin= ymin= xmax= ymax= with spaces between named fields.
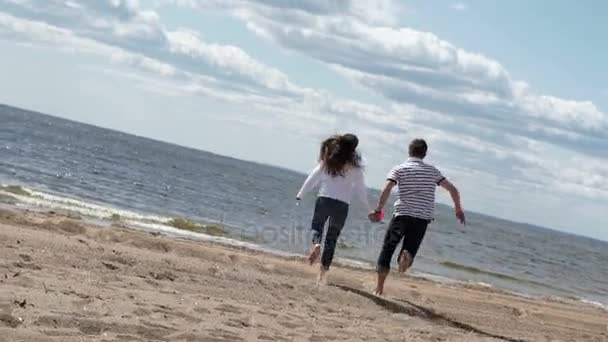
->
xmin=0 ymin=206 xmax=606 ymax=342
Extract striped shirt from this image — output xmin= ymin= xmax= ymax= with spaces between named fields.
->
xmin=387 ymin=157 xmax=445 ymax=221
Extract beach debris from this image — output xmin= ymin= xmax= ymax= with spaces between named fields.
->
xmin=101 ymin=262 xmax=119 ymax=270
xmin=77 ymin=238 xmax=91 ymax=248
xmin=0 ymin=185 xmax=30 ymax=196
xmin=54 ymin=220 xmax=86 ymax=235
xmin=12 ymin=261 xmax=41 ymax=270
xmin=208 ymin=266 xmax=221 ymax=277
xmin=512 ymin=307 xmax=527 ymax=318
xmin=0 ymin=313 xmax=22 ymax=328
xmin=168 ymin=218 xmax=225 ymax=236
xmin=19 ymin=254 xmax=32 ymax=262
xmin=149 ymin=271 xmax=177 ymax=282
xmin=13 ymin=299 xmax=27 ymax=308
xmin=43 ymin=282 xmax=49 ymax=293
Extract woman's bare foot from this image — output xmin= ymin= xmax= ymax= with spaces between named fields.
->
xmin=398 ymin=250 xmax=412 ymax=273
xmin=308 ymin=244 xmax=321 ymax=265
xmin=317 ymin=267 xmax=328 ymax=286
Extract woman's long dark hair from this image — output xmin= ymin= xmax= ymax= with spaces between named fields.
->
xmin=320 ymin=134 xmax=362 ymax=177
xmin=319 ymin=135 xmax=339 ymax=162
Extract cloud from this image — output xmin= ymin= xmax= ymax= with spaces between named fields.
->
xmin=182 ymin=0 xmax=608 ymax=157
xmin=0 ymin=0 xmax=415 ymax=135
xmin=1 ymin=0 xmax=608 ymax=232
xmin=173 ymin=0 xmax=402 ymax=26
xmin=0 ymin=0 xmax=317 ymax=106
xmin=172 ymin=0 xmax=608 ymax=204
xmin=451 ymin=2 xmax=468 ymax=11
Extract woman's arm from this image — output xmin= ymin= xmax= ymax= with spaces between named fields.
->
xmin=296 ymin=163 xmax=323 ymax=200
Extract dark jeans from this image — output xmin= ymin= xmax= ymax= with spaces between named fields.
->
xmin=376 ymin=215 xmax=430 ymax=273
xmin=310 ymin=196 xmax=349 ymax=270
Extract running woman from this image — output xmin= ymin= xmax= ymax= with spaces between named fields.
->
xmin=297 ymin=133 xmax=371 ymax=284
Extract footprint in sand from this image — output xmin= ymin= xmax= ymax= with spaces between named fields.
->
xmin=205 ymin=327 xmax=243 ymax=341
xmin=193 ymin=307 xmax=211 ymax=315
xmin=12 ymin=261 xmax=41 ymax=271
xmin=256 ymin=309 xmax=278 ymax=318
xmin=214 ymin=304 xmax=243 ymax=315
xmin=278 ymin=320 xmax=302 ymax=330
xmin=52 ymin=220 xmax=87 ymax=235
xmin=18 ymin=254 xmax=32 ymax=262
xmin=133 ymin=308 xmax=151 ymax=316
xmin=225 ymin=317 xmax=254 ymax=329
xmin=511 ymin=307 xmax=528 ymax=318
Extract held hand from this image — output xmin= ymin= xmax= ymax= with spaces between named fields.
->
xmin=455 ymin=208 xmax=466 ymax=225
xmin=367 ymin=210 xmax=384 ymax=223
xmin=368 ymin=211 xmax=379 ymax=223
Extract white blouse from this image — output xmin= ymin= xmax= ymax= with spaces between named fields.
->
xmin=296 ymin=162 xmax=370 ymax=209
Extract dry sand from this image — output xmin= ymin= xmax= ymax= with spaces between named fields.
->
xmin=0 ymin=206 xmax=606 ymax=342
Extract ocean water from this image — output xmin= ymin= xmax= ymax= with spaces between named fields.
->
xmin=1 ymin=104 xmax=607 ymax=308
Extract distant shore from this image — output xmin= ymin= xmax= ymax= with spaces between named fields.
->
xmin=1 ymin=205 xmax=607 ymax=341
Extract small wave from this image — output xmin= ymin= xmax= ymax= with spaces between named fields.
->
xmin=332 ymin=258 xmax=375 ymax=271
xmin=0 ymin=184 xmax=31 ymax=196
xmin=579 ymin=299 xmax=608 ymax=312
xmin=439 ymin=261 xmax=579 ymax=297
xmin=4 ymin=185 xmax=171 ymax=223
xmin=439 ymin=261 xmax=523 ymax=283
xmin=409 ymin=271 xmax=460 ymax=284
xmin=475 ymin=282 xmax=493 ymax=288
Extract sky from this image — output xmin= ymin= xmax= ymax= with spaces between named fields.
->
xmin=0 ymin=0 xmax=606 ymax=240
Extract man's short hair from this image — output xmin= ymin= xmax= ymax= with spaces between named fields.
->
xmin=409 ymin=139 xmax=428 ymax=158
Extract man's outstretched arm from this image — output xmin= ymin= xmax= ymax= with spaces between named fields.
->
xmin=369 ymin=180 xmax=396 ymax=221
xmin=439 ymin=179 xmax=465 ymax=225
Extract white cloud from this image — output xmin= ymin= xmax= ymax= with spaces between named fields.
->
xmin=184 ymin=0 xmax=607 ymax=157
xmin=0 ymin=0 xmax=327 ymax=107
xmin=1 ymin=0 xmax=608 ymax=235
xmin=451 ymin=2 xmax=468 ymax=11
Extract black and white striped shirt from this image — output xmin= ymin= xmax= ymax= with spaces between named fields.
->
xmin=387 ymin=157 xmax=445 ymax=221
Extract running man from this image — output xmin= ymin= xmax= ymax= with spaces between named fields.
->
xmin=369 ymin=139 xmax=465 ymax=296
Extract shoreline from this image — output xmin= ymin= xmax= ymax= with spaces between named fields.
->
xmin=1 ymin=184 xmax=607 ymax=313
xmin=1 ymin=205 xmax=607 ymax=341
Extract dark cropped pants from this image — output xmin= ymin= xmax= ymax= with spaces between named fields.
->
xmin=310 ymin=197 xmax=349 ymax=270
xmin=376 ymin=215 xmax=430 ymax=273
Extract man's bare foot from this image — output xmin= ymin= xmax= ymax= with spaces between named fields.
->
xmin=398 ymin=251 xmax=412 ymax=273
xmin=375 ymin=271 xmax=388 ymax=296
xmin=308 ymin=244 xmax=321 ymax=265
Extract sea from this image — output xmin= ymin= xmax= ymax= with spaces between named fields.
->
xmin=1 ymin=104 xmax=607 ymax=310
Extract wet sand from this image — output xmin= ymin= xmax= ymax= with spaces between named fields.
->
xmin=0 ymin=206 xmax=606 ymax=342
